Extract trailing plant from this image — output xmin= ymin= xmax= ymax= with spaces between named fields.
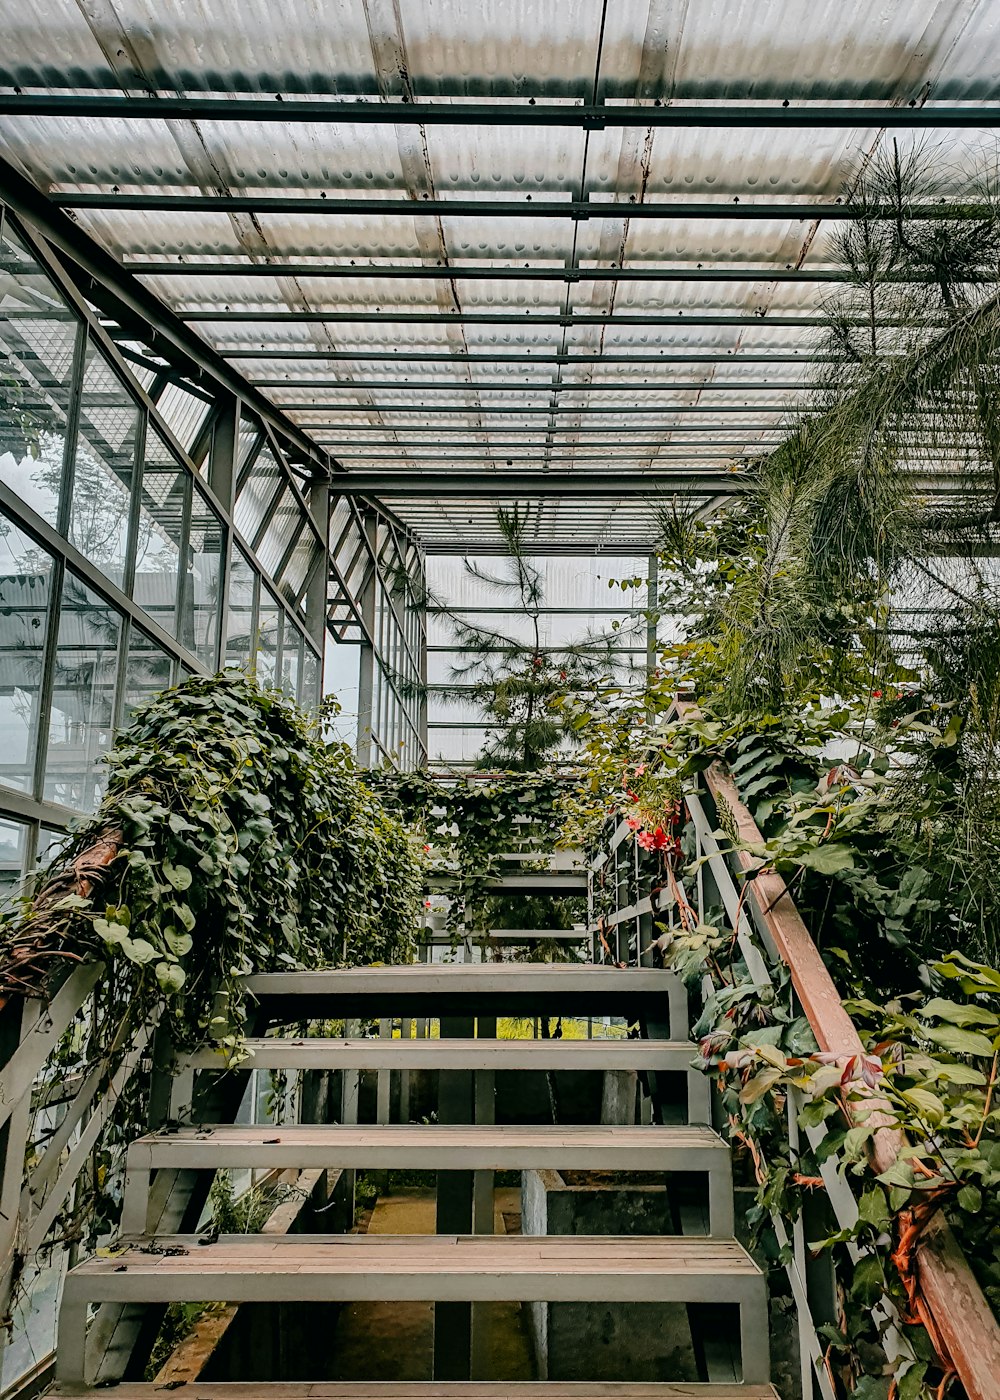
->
xmin=371 ymin=768 xmax=584 ymax=947
xmin=0 ymin=672 xmax=422 ymax=1051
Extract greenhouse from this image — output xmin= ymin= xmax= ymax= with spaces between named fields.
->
xmin=1 ymin=2 xmax=1000 ymax=1398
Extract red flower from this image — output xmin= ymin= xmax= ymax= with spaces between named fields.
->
xmin=637 ymin=826 xmax=669 ymax=851
xmin=872 ymin=690 xmax=883 ymax=699
xmin=625 ymin=817 xmax=640 ymax=831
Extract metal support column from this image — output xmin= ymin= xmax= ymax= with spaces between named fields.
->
xmin=356 ymin=510 xmax=379 ymax=767
xmin=434 ymin=1015 xmax=475 ymax=1380
xmin=471 ymin=1016 xmax=497 ymax=1378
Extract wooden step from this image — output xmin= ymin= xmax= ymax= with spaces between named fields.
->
xmin=182 ymin=1037 xmax=711 ymax=1122
xmin=430 ymin=872 xmax=588 ymax=893
xmin=52 ymin=1383 xmax=780 ymax=1399
xmin=243 ymin=964 xmax=686 ymax=1033
xmin=121 ymin=1124 xmax=734 ymax=1235
xmin=56 ymin=1235 xmax=769 ymax=1386
xmin=186 ymin=1036 xmax=698 ymax=1072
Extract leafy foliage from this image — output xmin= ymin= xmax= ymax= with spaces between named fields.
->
xmin=372 ymin=768 xmax=584 ymax=948
xmin=1 ymin=672 xmax=422 ymax=1052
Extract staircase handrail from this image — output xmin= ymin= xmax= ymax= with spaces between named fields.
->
xmin=673 ymin=696 xmax=1000 ymax=1400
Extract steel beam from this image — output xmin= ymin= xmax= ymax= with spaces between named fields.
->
xmin=330 ymin=470 xmax=742 ymax=495
xmin=315 ymin=441 xmax=777 ymax=454
xmin=259 ymin=377 xmax=812 ymax=389
xmin=179 ymin=309 xmax=912 ymax=329
xmin=329 ymin=469 xmax=975 ymax=496
xmin=54 ymin=193 xmax=994 ymax=220
xmin=299 ymin=424 xmax=788 ymax=434
xmin=323 ymin=451 xmax=754 ymax=462
xmin=119 ymin=260 xmax=985 ymax=284
xmin=222 ymin=349 xmax=837 ymax=363
xmin=6 ymin=95 xmax=1000 ymax=127
xmin=277 ymin=403 xmax=801 ymax=413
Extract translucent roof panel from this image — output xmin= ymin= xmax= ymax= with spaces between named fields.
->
xmin=3 ymin=0 xmax=1000 ymax=551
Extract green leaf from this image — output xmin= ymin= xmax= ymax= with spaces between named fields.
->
xmin=925 ymin=1025 xmax=995 ymax=1058
xmin=739 ymin=1066 xmax=783 ymax=1104
xmin=93 ymin=917 xmax=129 ymax=947
xmin=155 ymin=962 xmax=186 ymax=993
xmin=850 ymin=1253 xmax=885 ymax=1307
xmin=163 ymin=860 xmax=193 ymax=891
xmin=921 ymin=998 xmax=998 ymax=1028
xmin=843 ymin=1124 xmax=876 ymax=1160
xmin=122 ymin=936 xmax=158 ymax=965
xmin=172 ymin=903 xmax=196 ymax=932
xmin=897 ymin=1362 xmax=929 ymax=1400
xmin=858 ymin=1187 xmax=891 ymax=1228
xmin=957 ymin=1184 xmax=982 ymax=1213
xmin=164 ymin=928 xmax=193 ymax=958
xmin=53 ymin=893 xmax=92 ymax=912
xmin=796 ymin=843 xmax=856 ymax=875
xmin=900 ymin=1086 xmax=946 ymax=1122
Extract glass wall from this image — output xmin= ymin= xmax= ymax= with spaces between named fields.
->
xmin=0 ymin=209 xmax=327 ymax=873
xmin=325 ymin=495 xmax=426 ymax=770
xmin=424 ymin=553 xmax=651 ymax=767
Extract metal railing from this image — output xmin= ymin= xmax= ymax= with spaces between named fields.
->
xmin=585 ymin=696 xmax=1000 ymax=1400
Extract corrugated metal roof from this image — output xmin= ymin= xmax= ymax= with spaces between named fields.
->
xmin=2 ymin=0 xmax=1000 ymax=548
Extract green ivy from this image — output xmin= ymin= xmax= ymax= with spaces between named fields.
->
xmin=1 ymin=672 xmax=423 ymax=1054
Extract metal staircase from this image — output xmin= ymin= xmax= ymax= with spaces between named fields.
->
xmin=50 ymin=963 xmax=776 ymax=1396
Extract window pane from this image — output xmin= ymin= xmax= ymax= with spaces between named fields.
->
xmin=121 ymin=621 xmax=172 ymax=723
xmin=35 ymin=826 xmax=69 ymax=871
xmin=133 ymin=428 xmax=186 ymax=639
xmin=45 ymin=572 xmax=121 ymax=812
xmin=182 ymin=487 xmax=223 ymax=669
xmin=0 ymin=816 xmax=30 ymax=901
xmin=0 ymin=511 xmax=53 ymax=792
xmin=256 ymin=590 xmax=280 ymax=686
xmin=238 ymin=418 xmax=262 ymax=470
xmin=280 ymin=522 xmax=319 ymax=606
xmin=280 ymin=622 xmax=302 ymax=701
xmin=301 ymin=645 xmax=320 ymax=710
xmin=255 ymin=484 xmax=299 ymax=576
xmin=234 ymin=443 xmax=281 ymax=546
xmin=154 ymin=381 xmax=211 ymax=457
xmin=0 ymin=225 xmax=78 ymax=528
xmin=68 ymin=341 xmax=140 ymax=587
xmin=225 ymin=546 xmax=257 ymax=673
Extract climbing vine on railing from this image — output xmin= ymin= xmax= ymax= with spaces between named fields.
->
xmin=569 ymin=688 xmax=1000 ymax=1395
xmin=1 ymin=673 xmax=423 ymax=1052
xmin=371 ymin=770 xmax=581 ymax=941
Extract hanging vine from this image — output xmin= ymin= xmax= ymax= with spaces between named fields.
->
xmin=0 ymin=673 xmax=423 ymax=1052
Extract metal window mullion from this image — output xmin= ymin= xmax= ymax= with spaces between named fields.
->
xmin=121 ymin=407 xmax=148 ymax=599
xmin=210 ymin=399 xmax=241 ymax=672
xmin=56 ymin=319 xmax=89 ymax=539
xmin=29 ymin=550 xmax=66 ymax=806
xmin=249 ymin=470 xmax=285 ymax=555
xmin=261 ymin=422 xmax=327 ymax=549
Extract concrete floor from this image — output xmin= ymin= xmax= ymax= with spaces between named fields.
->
xmin=327 ymin=1187 xmax=535 ymax=1381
